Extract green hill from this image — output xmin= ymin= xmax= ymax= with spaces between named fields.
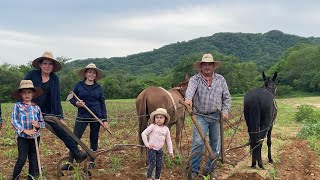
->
xmin=64 ymin=30 xmax=320 ymax=75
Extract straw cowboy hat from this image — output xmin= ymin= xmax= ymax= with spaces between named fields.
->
xmin=194 ymin=53 xmax=221 ymax=70
xmin=32 ymin=51 xmax=62 ymax=72
xmin=11 ymin=80 xmax=43 ymax=100
xmin=150 ymin=108 xmax=170 ymax=125
xmin=79 ymin=63 xmax=104 ymax=81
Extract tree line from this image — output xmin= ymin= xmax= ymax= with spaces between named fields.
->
xmin=1 ymin=43 xmax=319 ymax=102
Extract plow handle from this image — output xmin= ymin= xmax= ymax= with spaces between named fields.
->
xmin=70 ymin=91 xmax=112 ymax=135
xmin=179 ymin=100 xmax=215 ymax=159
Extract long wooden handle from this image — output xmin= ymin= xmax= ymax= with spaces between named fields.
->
xmin=70 ymin=91 xmax=112 ymax=135
xmin=34 ymin=134 xmax=43 ymax=179
xmin=179 ymin=100 xmax=215 ymax=159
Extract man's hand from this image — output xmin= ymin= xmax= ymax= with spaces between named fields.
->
xmin=185 ymin=99 xmax=193 ymax=108
xmin=170 ymin=153 xmax=174 ymax=158
xmin=222 ymin=113 xmax=229 ymax=121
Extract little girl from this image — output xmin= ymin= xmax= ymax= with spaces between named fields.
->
xmin=141 ymin=108 xmax=174 ymax=180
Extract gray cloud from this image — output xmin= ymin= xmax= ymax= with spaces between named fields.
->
xmin=1 ymin=1 xmax=320 ymax=65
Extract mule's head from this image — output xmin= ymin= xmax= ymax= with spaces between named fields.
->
xmin=173 ymin=74 xmax=189 ymax=97
xmin=262 ymin=71 xmax=277 ymax=95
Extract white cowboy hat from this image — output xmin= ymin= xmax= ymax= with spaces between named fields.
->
xmin=11 ymin=80 xmax=43 ymax=100
xmin=32 ymin=51 xmax=62 ymax=72
xmin=78 ymin=63 xmax=104 ymax=81
xmin=194 ymin=53 xmax=221 ymax=70
xmin=150 ymin=108 xmax=170 ymax=125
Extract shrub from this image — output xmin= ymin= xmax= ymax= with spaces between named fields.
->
xmin=276 ymin=85 xmax=293 ymax=96
xmin=295 ymin=105 xmax=315 ymax=122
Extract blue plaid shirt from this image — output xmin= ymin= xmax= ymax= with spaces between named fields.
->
xmin=186 ymin=72 xmax=231 ymax=114
xmin=11 ymin=101 xmax=45 ymax=139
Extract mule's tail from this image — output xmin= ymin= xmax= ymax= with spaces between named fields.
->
xmin=138 ymin=94 xmax=149 ymax=155
xmin=246 ymin=101 xmax=261 ymax=167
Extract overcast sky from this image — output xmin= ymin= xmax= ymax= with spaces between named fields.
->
xmin=1 ymin=0 xmax=319 ymax=65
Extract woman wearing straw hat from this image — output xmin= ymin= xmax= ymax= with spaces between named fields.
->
xmin=61 ymin=63 xmax=109 ymax=170
xmin=11 ymin=80 xmax=45 ymax=180
xmin=24 ymin=51 xmax=87 ymax=164
xmin=185 ymin=53 xmax=231 ymax=179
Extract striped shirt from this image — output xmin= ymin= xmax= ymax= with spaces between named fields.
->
xmin=11 ymin=101 xmax=45 ymax=139
xmin=185 ymin=72 xmax=231 ymax=114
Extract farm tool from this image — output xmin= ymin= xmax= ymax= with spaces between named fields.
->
xmin=66 ymin=91 xmax=112 ymax=135
xmin=179 ymin=100 xmax=224 ymax=179
xmin=44 ymin=115 xmax=147 ymax=178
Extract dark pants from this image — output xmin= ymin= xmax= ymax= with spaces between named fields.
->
xmin=69 ymin=121 xmax=100 ymax=162
xmin=12 ymin=136 xmax=40 ymax=180
xmin=46 ymin=121 xmax=80 ymax=156
xmin=147 ymin=149 xmax=163 ymax=179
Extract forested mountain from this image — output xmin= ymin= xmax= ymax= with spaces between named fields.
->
xmin=64 ymin=30 xmax=320 ymax=75
xmin=1 ymin=30 xmax=320 ymax=101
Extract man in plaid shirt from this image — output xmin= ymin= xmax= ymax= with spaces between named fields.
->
xmin=185 ymin=53 xmax=231 ymax=179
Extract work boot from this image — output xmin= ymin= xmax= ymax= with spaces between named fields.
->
xmin=61 ymin=162 xmax=74 ymax=171
xmin=74 ymin=151 xmax=87 ymax=163
xmin=88 ymin=161 xmax=95 ymax=169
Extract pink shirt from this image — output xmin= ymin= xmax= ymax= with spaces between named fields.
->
xmin=141 ymin=124 xmax=173 ymax=153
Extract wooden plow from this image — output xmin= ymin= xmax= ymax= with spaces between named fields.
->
xmin=179 ymin=100 xmax=250 ymax=179
xmin=44 ymin=116 xmax=146 ymax=178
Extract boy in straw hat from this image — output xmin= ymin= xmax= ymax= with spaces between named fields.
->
xmin=25 ymin=51 xmax=87 ymax=164
xmin=11 ymin=80 xmax=45 ymax=180
xmin=61 ymin=63 xmax=108 ymax=170
xmin=141 ymin=108 xmax=174 ymax=180
xmin=185 ymin=53 xmax=231 ymax=179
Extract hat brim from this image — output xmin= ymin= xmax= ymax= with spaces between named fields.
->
xmin=78 ymin=68 xmax=103 ymax=81
xmin=11 ymin=87 xmax=44 ymax=100
xmin=32 ymin=57 xmax=62 ymax=72
xmin=193 ymin=60 xmax=221 ymax=70
xmin=150 ymin=111 xmax=170 ymax=125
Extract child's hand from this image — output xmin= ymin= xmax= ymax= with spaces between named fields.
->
xmin=23 ymin=129 xmax=37 ymax=136
xmin=170 ymin=153 xmax=174 ymax=158
xmin=147 ymin=144 xmax=153 ymax=149
xmin=32 ymin=121 xmax=40 ymax=128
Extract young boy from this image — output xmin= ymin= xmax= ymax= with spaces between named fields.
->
xmin=11 ymin=80 xmax=45 ymax=180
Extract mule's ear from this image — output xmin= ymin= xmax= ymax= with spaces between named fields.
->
xmin=262 ymin=71 xmax=266 ymax=81
xmin=272 ymin=72 xmax=278 ymax=82
xmin=184 ymin=74 xmax=189 ymax=81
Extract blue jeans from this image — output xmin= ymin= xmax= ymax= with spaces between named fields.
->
xmin=191 ymin=112 xmax=220 ymax=173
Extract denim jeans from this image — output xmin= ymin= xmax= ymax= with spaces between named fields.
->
xmin=69 ymin=120 xmax=100 ymax=162
xmin=12 ymin=136 xmax=40 ymax=180
xmin=190 ymin=112 xmax=220 ymax=173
